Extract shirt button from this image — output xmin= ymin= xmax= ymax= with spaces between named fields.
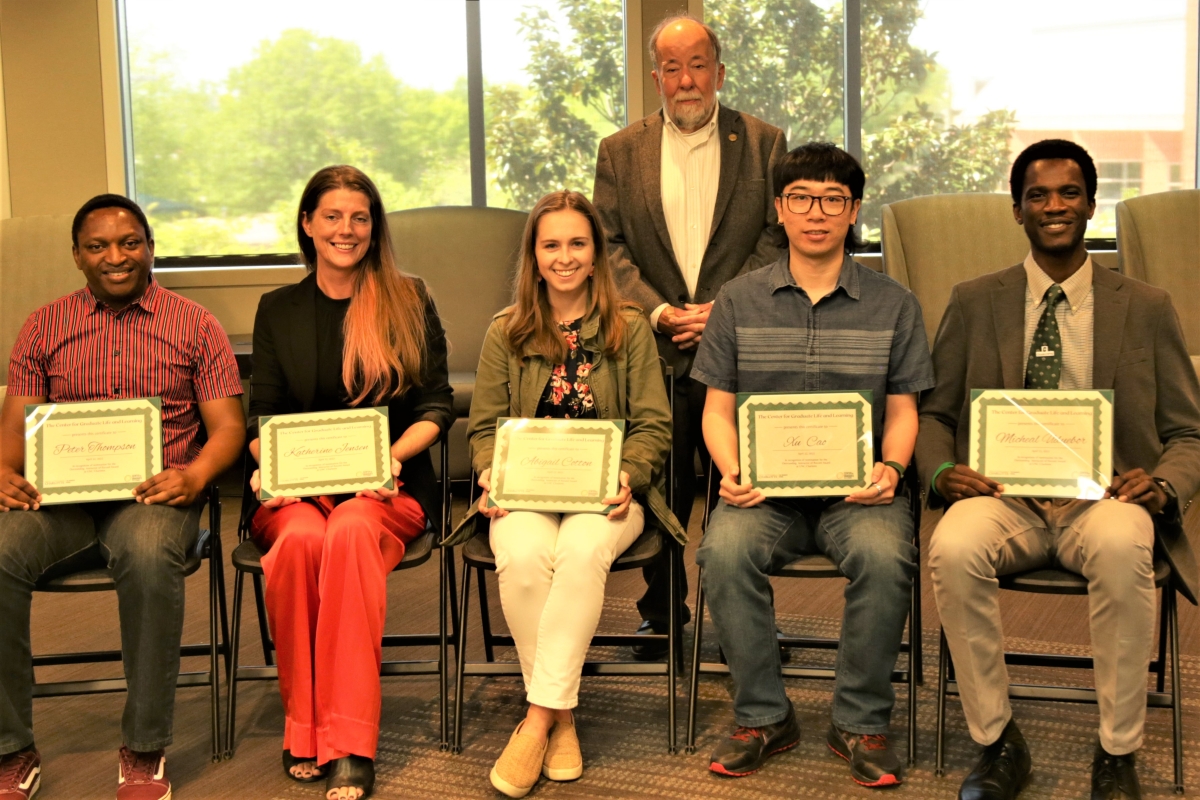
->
xmin=113 ymin=350 xmax=120 ymax=356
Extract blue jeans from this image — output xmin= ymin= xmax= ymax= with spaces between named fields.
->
xmin=0 ymin=499 xmax=202 ymax=754
xmin=696 ymin=496 xmax=916 ymax=732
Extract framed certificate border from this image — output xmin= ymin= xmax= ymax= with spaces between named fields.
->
xmin=488 ymin=418 xmax=625 ymax=513
xmin=259 ymin=407 xmax=392 ymax=499
xmin=737 ymin=391 xmax=874 ymax=496
xmin=25 ymin=397 xmax=163 ymax=504
xmin=969 ymin=389 xmax=1114 ymax=499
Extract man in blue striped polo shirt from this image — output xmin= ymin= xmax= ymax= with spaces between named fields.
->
xmin=691 ymin=143 xmax=934 ymax=786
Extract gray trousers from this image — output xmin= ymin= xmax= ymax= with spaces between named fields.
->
xmin=930 ymin=496 xmax=1155 ymax=755
xmin=0 ymin=499 xmax=202 ymax=754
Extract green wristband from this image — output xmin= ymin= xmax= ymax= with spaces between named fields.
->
xmin=930 ymin=461 xmax=956 ymax=497
xmin=883 ymin=461 xmax=906 ymax=479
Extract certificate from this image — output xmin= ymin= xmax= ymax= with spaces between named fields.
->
xmin=969 ymin=389 xmax=1113 ymax=499
xmin=259 ymin=408 xmax=392 ymax=499
xmin=737 ymin=392 xmax=874 ymax=497
xmin=24 ymin=397 xmax=163 ymax=504
xmin=488 ymin=418 xmax=625 ymax=513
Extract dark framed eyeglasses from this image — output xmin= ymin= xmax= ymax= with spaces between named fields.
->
xmin=782 ymin=193 xmax=853 ymax=216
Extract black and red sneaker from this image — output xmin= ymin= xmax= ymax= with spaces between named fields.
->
xmin=826 ymin=725 xmax=903 ymax=787
xmin=0 ymin=746 xmax=41 ymax=799
xmin=708 ymin=703 xmax=800 ymax=777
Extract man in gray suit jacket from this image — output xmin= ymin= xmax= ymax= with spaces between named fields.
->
xmin=592 ymin=14 xmax=785 ymax=649
xmin=917 ymin=139 xmax=1200 ymax=800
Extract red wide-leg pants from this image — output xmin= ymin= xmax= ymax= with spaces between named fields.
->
xmin=251 ymin=493 xmax=425 ymax=764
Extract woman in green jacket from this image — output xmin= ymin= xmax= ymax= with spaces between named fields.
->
xmin=454 ymin=190 xmax=681 ymax=798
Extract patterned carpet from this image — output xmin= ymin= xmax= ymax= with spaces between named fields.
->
xmin=243 ymin=598 xmax=1197 ymax=799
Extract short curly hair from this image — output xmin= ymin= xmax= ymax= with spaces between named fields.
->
xmin=1010 ymin=139 xmax=1097 ymax=205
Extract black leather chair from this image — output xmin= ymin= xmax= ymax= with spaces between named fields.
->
xmin=33 ymin=487 xmax=227 ymax=761
xmin=684 ymin=465 xmax=924 ymax=765
xmin=222 ymin=432 xmax=458 ymax=757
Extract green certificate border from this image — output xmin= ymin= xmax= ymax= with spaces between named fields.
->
xmin=259 ymin=407 xmax=392 ymax=499
xmin=489 ymin=417 xmax=625 ymax=513
xmin=737 ymin=391 xmax=873 ymax=496
xmin=969 ymin=389 xmax=1114 ymax=498
xmin=25 ymin=397 xmax=163 ymax=504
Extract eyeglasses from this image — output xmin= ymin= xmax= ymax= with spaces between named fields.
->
xmin=782 ymin=193 xmax=853 ymax=216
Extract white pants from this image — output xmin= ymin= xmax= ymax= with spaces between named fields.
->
xmin=930 ymin=496 xmax=1156 ymax=755
xmin=489 ymin=502 xmax=644 ymax=709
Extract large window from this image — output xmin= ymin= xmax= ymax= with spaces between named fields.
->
xmin=123 ymin=0 xmax=1200 ymax=256
xmin=124 ymin=1 xmax=470 ymax=257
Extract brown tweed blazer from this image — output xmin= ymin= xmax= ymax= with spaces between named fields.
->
xmin=592 ymin=105 xmax=786 ymax=377
xmin=916 ymin=262 xmax=1200 ymax=603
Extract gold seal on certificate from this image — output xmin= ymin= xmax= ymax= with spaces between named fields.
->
xmin=969 ymin=389 xmax=1113 ymax=499
xmin=737 ymin=391 xmax=874 ymax=497
xmin=24 ymin=397 xmax=163 ymax=504
xmin=259 ymin=407 xmax=392 ymax=499
xmin=488 ymin=418 xmax=625 ymax=513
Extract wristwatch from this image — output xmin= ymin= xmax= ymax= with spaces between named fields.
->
xmin=1152 ymin=477 xmax=1177 ymax=504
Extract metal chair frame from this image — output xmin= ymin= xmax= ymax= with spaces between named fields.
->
xmin=450 ymin=365 xmax=684 ymax=754
xmin=934 ymin=560 xmax=1185 ymax=794
xmin=685 ymin=465 xmax=924 ymax=765
xmin=222 ymin=432 xmax=459 ymax=757
xmin=32 ymin=487 xmax=228 ymax=761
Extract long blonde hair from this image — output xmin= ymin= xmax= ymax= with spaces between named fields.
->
xmin=297 ymin=165 xmax=426 ymax=405
xmin=506 ymin=190 xmax=630 ymax=362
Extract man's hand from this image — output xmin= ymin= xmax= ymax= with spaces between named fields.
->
xmin=719 ymin=464 xmax=765 ymax=508
xmin=603 ymin=471 xmax=633 ymax=520
xmin=935 ymin=464 xmax=1004 ymax=503
xmin=357 ymin=458 xmax=403 ymax=502
xmin=476 ymin=468 xmax=508 ymax=519
xmin=658 ymin=302 xmax=713 ymax=351
xmin=135 ymin=468 xmax=205 ymax=506
xmin=1105 ymin=468 xmax=1168 ymax=515
xmin=0 ymin=467 xmax=40 ymax=511
xmin=846 ymin=462 xmax=897 ymax=506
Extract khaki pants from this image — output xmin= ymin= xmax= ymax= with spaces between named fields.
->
xmin=929 ymin=496 xmax=1155 ymax=755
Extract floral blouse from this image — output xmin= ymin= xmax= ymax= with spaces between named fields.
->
xmin=535 ymin=318 xmax=598 ymax=419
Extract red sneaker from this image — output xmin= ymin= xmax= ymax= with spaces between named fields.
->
xmin=116 ymin=747 xmax=170 ymax=800
xmin=0 ymin=748 xmax=41 ymax=799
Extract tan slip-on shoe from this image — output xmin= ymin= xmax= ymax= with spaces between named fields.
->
xmin=490 ymin=722 xmax=548 ymax=798
xmin=542 ymin=716 xmax=582 ymax=781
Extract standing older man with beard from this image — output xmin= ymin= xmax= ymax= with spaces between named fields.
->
xmin=593 ymin=15 xmax=786 ymax=654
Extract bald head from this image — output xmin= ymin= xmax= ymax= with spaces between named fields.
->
xmin=648 ymin=14 xmax=721 ymax=68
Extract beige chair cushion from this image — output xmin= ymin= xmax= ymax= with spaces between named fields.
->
xmin=881 ymin=193 xmax=1029 ymax=342
xmin=1 ymin=215 xmax=79 ymax=381
xmin=1117 ymin=191 xmax=1200 ymax=357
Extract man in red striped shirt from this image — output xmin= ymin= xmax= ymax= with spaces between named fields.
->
xmin=0 ymin=195 xmax=244 ymax=800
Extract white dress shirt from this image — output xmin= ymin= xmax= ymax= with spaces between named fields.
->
xmin=651 ymin=106 xmax=721 ymax=331
xmin=1022 ymin=253 xmax=1095 ymax=390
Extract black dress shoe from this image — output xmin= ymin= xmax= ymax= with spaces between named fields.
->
xmin=959 ymin=719 xmax=1031 ymax=800
xmin=709 ymin=703 xmax=801 ymax=777
xmin=1091 ymin=744 xmax=1141 ymax=800
xmin=827 ymin=725 xmax=903 ymax=787
xmin=631 ymin=619 xmax=668 ymax=660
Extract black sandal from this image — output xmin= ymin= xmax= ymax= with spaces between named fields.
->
xmin=282 ymin=749 xmax=324 ymax=783
xmin=325 ymin=755 xmax=375 ymax=799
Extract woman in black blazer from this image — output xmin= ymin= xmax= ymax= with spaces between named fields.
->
xmin=246 ymin=165 xmax=453 ymax=800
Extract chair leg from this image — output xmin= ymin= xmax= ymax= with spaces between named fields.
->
xmin=1167 ymin=587 xmax=1183 ymax=794
xmin=685 ymin=566 xmax=706 ymax=755
xmin=907 ymin=604 xmax=917 ymax=768
xmin=208 ymin=551 xmax=222 ymax=762
xmin=251 ymin=572 xmax=275 ymax=666
xmin=935 ymin=628 xmax=949 ymax=777
xmin=438 ymin=544 xmax=449 ymax=751
xmin=1156 ymin=587 xmax=1169 ymax=693
xmin=452 ymin=559 xmax=473 ymax=755
xmin=911 ymin=555 xmax=924 ymax=686
xmin=477 ymin=567 xmax=496 ymax=663
xmin=667 ymin=541 xmax=678 ymax=754
xmin=223 ymin=569 xmax=246 ymax=760
xmin=446 ymin=547 xmax=460 ymax=655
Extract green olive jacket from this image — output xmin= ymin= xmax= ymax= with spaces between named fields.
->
xmin=446 ymin=305 xmax=685 ymax=546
